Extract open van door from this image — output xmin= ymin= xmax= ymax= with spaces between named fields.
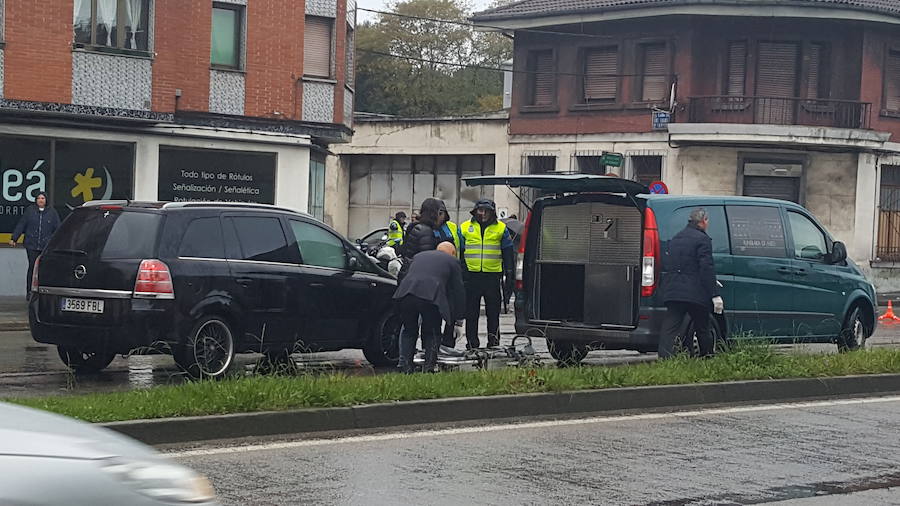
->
xmin=465 ymin=174 xmax=650 ymax=332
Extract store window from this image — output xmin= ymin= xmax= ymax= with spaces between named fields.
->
xmin=73 ymin=0 xmax=151 ymax=52
xmin=308 ymin=155 xmax=326 ymax=222
xmin=212 ymin=3 xmax=243 ymax=68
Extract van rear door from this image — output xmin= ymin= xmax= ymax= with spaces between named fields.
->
xmin=464 ymin=175 xmax=649 ymax=330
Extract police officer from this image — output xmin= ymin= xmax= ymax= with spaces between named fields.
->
xmin=460 ymin=199 xmax=515 ymax=349
xmin=387 ymin=211 xmax=407 ymax=249
xmin=659 ymin=207 xmax=723 ymax=359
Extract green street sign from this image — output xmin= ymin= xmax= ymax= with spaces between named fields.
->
xmin=601 ymin=152 xmax=624 ymax=168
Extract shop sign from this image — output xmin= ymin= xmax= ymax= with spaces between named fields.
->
xmin=158 ymin=147 xmax=276 ymax=204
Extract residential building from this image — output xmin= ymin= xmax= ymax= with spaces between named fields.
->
xmin=472 ymin=0 xmax=900 ymax=291
xmin=0 ymin=0 xmax=355 ymax=295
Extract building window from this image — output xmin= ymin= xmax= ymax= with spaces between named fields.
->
xmin=308 ymin=155 xmax=326 ymax=222
xmin=211 ymin=4 xmax=242 ymax=68
xmin=638 ymin=42 xmax=668 ymax=102
xmin=742 ymin=160 xmax=802 ymax=204
xmin=345 ymin=24 xmax=355 ymax=86
xmin=806 ymin=43 xmax=830 ymax=99
xmin=526 ymin=155 xmax=556 ymax=174
xmin=725 ymin=41 xmax=747 ymax=96
xmin=575 ymin=156 xmax=605 ymax=175
xmin=73 ymin=0 xmax=151 ymax=52
xmin=631 ymin=156 xmax=662 ymax=186
xmin=582 ymin=46 xmax=618 ymax=103
xmin=878 ymin=165 xmax=900 ymax=261
xmin=885 ymin=49 xmax=900 ymax=113
xmin=305 ymin=16 xmax=334 ymax=78
xmin=526 ymin=50 xmax=555 ymax=106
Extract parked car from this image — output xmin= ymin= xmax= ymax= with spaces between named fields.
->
xmin=0 ymin=401 xmax=218 ymax=505
xmin=465 ymin=175 xmax=877 ymax=364
xmin=29 ymin=201 xmax=401 ymax=378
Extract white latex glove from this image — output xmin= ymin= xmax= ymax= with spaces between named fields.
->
xmin=712 ymin=296 xmax=724 ymax=314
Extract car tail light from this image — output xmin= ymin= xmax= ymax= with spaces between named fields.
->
xmin=133 ymin=259 xmax=175 ymax=299
xmin=515 ymin=211 xmax=531 ymax=291
xmin=31 ymin=256 xmax=40 ymax=293
xmin=641 ymin=207 xmax=660 ymax=297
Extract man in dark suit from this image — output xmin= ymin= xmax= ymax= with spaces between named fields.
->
xmin=659 ymin=208 xmax=724 ymax=359
xmin=393 ymin=242 xmax=466 ymax=373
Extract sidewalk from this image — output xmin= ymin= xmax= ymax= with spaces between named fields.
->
xmin=0 ymin=296 xmax=28 ymax=331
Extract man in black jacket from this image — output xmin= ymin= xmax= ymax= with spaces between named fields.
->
xmin=659 ymin=208 xmax=723 ymax=359
xmin=9 ymin=192 xmax=60 ymax=295
xmin=393 ymin=242 xmax=466 ymax=373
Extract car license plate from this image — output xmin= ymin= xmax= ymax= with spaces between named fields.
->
xmin=60 ymin=297 xmax=104 ymax=314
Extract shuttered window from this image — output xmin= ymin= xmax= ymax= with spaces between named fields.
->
xmin=807 ymin=43 xmax=829 ymax=99
xmin=725 ymin=41 xmax=746 ymax=96
xmin=757 ymin=42 xmax=799 ymax=97
xmin=346 ymin=25 xmax=355 ymax=85
xmin=304 ymin=16 xmax=333 ymax=78
xmin=528 ymin=50 xmax=555 ymax=106
xmin=886 ymin=50 xmax=900 ymax=111
xmin=640 ymin=42 xmax=668 ymax=102
xmin=583 ymin=46 xmax=618 ymax=102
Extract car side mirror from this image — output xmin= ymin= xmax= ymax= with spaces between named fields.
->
xmin=348 ymin=256 xmax=360 ymax=270
xmin=829 ymin=241 xmax=847 ymax=264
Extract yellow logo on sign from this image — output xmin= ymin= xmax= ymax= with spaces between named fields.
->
xmin=71 ymin=168 xmax=102 ymax=202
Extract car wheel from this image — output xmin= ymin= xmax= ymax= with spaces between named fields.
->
xmin=363 ymin=311 xmax=401 ymax=367
xmin=683 ymin=314 xmax=728 ymax=356
xmin=837 ymin=306 xmax=868 ymax=353
xmin=57 ymin=346 xmax=115 ymax=373
xmin=174 ymin=315 xmax=236 ymax=379
xmin=547 ymin=339 xmax=588 ymax=367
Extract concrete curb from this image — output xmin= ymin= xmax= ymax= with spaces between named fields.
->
xmin=102 ymin=373 xmax=900 ymax=446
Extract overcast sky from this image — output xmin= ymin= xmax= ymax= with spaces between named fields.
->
xmin=355 ymin=0 xmax=496 ymax=22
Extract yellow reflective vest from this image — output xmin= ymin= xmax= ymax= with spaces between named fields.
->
xmin=461 ymin=220 xmax=506 ymax=273
xmin=445 ymin=221 xmax=461 ymax=258
xmin=387 ymin=219 xmax=404 ymax=246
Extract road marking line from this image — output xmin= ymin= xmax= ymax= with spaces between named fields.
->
xmin=168 ymin=395 xmax=900 ymax=458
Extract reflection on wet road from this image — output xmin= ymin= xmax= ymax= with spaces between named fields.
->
xmin=171 ymin=396 xmax=900 ymax=505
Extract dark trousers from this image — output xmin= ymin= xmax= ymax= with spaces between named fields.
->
xmin=659 ymin=301 xmax=713 ymax=359
xmin=465 ymin=272 xmax=502 ymax=349
xmin=25 ymin=249 xmax=41 ymax=294
xmin=440 ymin=321 xmax=456 ymax=348
xmin=398 ymin=295 xmax=441 ymax=373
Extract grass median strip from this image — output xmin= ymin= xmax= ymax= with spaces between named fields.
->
xmin=8 ymin=344 xmax=900 ymax=423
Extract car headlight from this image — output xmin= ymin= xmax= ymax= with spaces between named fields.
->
xmin=102 ymin=458 xmax=217 ymax=503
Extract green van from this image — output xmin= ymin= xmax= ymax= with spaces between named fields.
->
xmin=465 ymin=175 xmax=877 ymax=364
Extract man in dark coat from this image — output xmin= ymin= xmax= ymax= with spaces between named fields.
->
xmin=393 ymin=242 xmax=466 ymax=373
xmin=659 ymin=207 xmax=723 ymax=359
xmin=9 ymin=192 xmax=60 ymax=295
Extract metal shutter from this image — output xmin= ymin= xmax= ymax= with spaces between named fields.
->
xmin=743 ymin=176 xmax=800 ymax=203
xmin=532 ymin=51 xmax=555 ymax=106
xmin=807 ymin=44 xmax=821 ymax=98
xmin=304 ymin=17 xmax=333 ymax=78
xmin=641 ymin=43 xmax=667 ymax=102
xmin=887 ymin=50 xmax=900 ymax=111
xmin=757 ymin=42 xmax=799 ymax=97
xmin=726 ymin=41 xmax=746 ymax=96
xmin=584 ymin=47 xmax=617 ymax=101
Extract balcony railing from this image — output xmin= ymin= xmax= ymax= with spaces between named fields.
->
xmin=687 ymin=96 xmax=871 ymax=129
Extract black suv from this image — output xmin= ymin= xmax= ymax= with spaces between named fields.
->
xmin=29 ymin=201 xmax=400 ymax=378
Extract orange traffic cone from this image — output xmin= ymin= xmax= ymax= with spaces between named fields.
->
xmin=879 ymin=300 xmax=900 ymax=322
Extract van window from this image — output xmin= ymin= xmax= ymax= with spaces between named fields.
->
xmin=227 ymin=216 xmax=296 ymax=263
xmin=47 ymin=209 xmax=162 ymax=259
xmin=726 ymin=205 xmax=787 ymax=258
xmin=787 ymin=211 xmax=827 ymax=261
xmin=290 ymin=220 xmax=347 ymax=269
xmin=178 ymin=217 xmax=225 ymax=259
xmin=666 ymin=205 xmax=729 ymax=254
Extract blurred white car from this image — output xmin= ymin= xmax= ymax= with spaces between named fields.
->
xmin=0 ymin=401 xmax=218 ymax=506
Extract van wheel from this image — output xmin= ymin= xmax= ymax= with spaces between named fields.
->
xmin=837 ymin=306 xmax=868 ymax=352
xmin=363 ymin=311 xmax=401 ymax=367
xmin=57 ymin=346 xmax=115 ymax=373
xmin=548 ymin=339 xmax=588 ymax=367
xmin=174 ymin=316 xmax=236 ymax=379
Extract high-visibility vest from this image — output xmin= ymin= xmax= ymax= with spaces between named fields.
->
xmin=445 ymin=221 xmax=461 ymax=258
xmin=461 ymin=220 xmax=506 ymax=273
xmin=387 ymin=219 xmax=404 ymax=246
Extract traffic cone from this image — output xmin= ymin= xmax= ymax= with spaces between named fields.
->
xmin=878 ymin=300 xmax=900 ymax=322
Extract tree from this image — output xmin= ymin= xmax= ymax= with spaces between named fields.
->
xmin=355 ymin=0 xmax=512 ymax=117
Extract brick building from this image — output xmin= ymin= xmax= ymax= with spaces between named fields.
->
xmin=0 ymin=0 xmax=355 ymax=295
xmin=472 ymin=0 xmax=900 ymax=291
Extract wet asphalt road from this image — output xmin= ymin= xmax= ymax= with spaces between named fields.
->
xmin=170 ymin=396 xmax=900 ymax=505
xmin=3 ymin=313 xmax=900 ymax=397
